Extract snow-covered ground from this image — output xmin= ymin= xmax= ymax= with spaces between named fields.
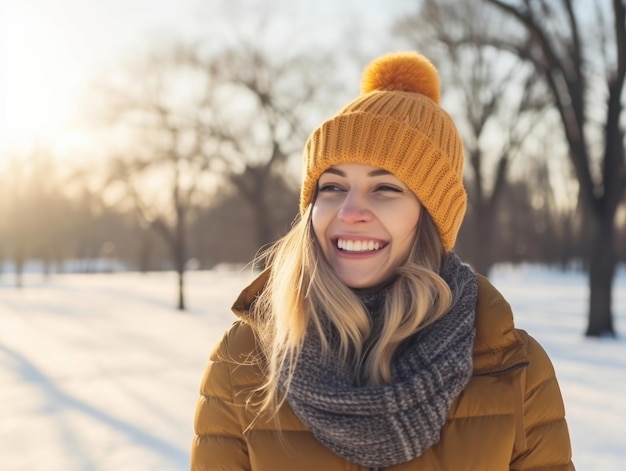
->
xmin=1 ymin=265 xmax=624 ymax=470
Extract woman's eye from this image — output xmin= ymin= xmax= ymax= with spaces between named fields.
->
xmin=318 ymin=183 xmax=343 ymax=192
xmin=375 ymin=184 xmax=402 ymax=193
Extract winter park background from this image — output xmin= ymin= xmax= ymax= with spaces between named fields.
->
xmin=4 ymin=1 xmax=626 ymax=470
xmin=1 ymin=264 xmax=625 ymax=471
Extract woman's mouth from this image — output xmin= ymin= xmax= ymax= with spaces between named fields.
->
xmin=336 ymin=238 xmax=387 ymax=253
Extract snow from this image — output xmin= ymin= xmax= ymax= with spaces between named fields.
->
xmin=1 ymin=265 xmax=624 ymax=470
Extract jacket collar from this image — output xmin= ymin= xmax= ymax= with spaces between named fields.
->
xmin=231 ymin=270 xmax=529 ymax=375
xmin=472 ymin=275 xmax=529 ymax=375
xmin=231 ymin=268 xmax=270 ymax=319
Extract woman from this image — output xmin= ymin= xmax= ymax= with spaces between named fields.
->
xmin=191 ymin=52 xmax=574 ymax=470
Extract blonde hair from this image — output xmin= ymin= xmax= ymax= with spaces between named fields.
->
xmin=251 ymin=207 xmax=452 ymax=418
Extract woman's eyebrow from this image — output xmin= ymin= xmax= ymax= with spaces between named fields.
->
xmin=368 ymin=169 xmax=391 ymax=177
xmin=322 ymin=168 xmax=345 ymax=177
xmin=321 ymin=168 xmax=391 ymax=177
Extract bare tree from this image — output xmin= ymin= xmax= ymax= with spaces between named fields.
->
xmin=200 ymin=45 xmax=332 ymax=252
xmin=92 ymin=37 xmax=336 ymax=309
xmin=96 ymin=43 xmax=224 ymax=310
xmin=395 ymin=0 xmax=551 ymax=275
xmin=482 ymin=0 xmax=626 ymax=337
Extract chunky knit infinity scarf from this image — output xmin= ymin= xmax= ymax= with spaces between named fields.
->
xmin=284 ymin=253 xmax=477 ymax=468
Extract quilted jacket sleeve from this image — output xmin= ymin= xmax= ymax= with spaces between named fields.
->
xmin=190 ymin=321 xmax=252 ymax=471
xmin=511 ymin=332 xmax=575 ymax=470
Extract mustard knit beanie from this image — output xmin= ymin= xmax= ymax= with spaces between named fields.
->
xmin=300 ymin=52 xmax=466 ymax=252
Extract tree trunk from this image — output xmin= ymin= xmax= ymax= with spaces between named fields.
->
xmin=14 ymin=243 xmax=24 ymax=289
xmin=174 ymin=209 xmax=187 ymax=311
xmin=472 ymin=209 xmax=496 ymax=276
xmin=177 ymin=268 xmax=185 ymax=311
xmin=175 ymin=231 xmax=186 ymax=311
xmin=586 ymin=210 xmax=616 ymax=337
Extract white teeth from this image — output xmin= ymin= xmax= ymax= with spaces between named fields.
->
xmin=337 ymin=238 xmax=382 ymax=252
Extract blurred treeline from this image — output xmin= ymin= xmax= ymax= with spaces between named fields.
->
xmin=1 ymin=0 xmax=624 ymax=334
xmin=3 ymin=148 xmax=624 ymax=277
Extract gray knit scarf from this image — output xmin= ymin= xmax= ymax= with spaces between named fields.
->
xmin=284 ymin=253 xmax=477 ymax=468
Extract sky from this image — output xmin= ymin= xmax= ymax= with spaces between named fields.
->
xmin=1 ymin=265 xmax=625 ymax=470
xmin=1 ymin=0 xmax=409 ymax=157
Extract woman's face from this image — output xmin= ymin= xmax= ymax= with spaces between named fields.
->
xmin=312 ymin=163 xmax=422 ymax=289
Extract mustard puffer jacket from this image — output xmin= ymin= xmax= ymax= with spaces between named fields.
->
xmin=191 ymin=273 xmax=575 ymax=470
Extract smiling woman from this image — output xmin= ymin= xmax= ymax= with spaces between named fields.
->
xmin=191 ymin=51 xmax=575 ymax=471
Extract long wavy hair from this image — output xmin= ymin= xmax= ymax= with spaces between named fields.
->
xmin=250 ymin=205 xmax=452 ymax=418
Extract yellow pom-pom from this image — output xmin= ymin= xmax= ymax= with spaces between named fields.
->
xmin=360 ymin=52 xmax=440 ymax=104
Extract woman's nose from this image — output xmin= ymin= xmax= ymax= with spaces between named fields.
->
xmin=337 ymin=191 xmax=372 ymax=224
